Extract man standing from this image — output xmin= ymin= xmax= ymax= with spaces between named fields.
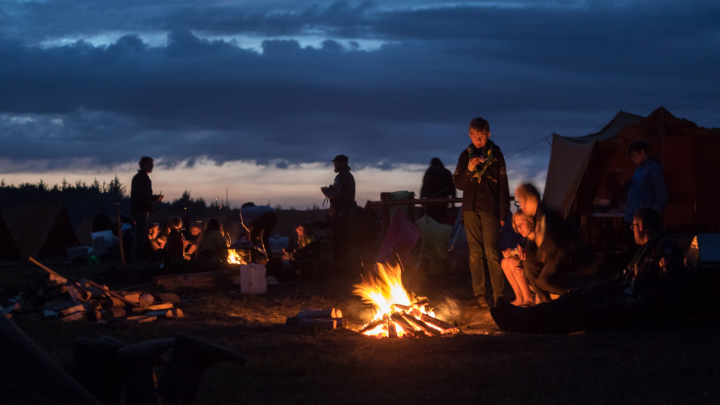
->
xmin=130 ymin=157 xmax=164 ymax=263
xmin=321 ymin=155 xmax=356 ymax=266
xmin=420 ymin=157 xmax=457 ymax=223
xmin=453 ymin=118 xmax=510 ymax=308
xmin=625 ymin=140 xmax=668 ymax=224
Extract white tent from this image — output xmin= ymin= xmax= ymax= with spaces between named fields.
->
xmin=543 ymin=111 xmax=644 ymax=215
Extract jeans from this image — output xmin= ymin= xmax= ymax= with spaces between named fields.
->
xmin=250 ymin=211 xmax=277 ymax=262
xmin=463 ymin=210 xmax=504 ymax=300
xmin=131 ymin=212 xmax=149 ymax=263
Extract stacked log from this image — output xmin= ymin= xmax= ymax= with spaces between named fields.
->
xmin=23 ymin=256 xmax=183 ymax=324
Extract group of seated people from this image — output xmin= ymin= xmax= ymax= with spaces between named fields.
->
xmin=145 ymin=217 xmax=230 ymax=262
xmin=491 ymin=183 xmax=686 ymax=334
xmin=142 ymin=214 xmax=319 ymax=273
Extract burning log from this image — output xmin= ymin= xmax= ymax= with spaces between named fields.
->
xmin=387 ymin=318 xmax=398 ymax=338
xmin=359 ymin=317 xmax=386 ymax=333
xmin=390 ymin=312 xmax=416 ymax=337
xmin=420 ymin=314 xmax=459 ymax=333
xmin=402 ymin=313 xmax=441 ymax=337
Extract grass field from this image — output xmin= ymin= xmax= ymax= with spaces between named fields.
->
xmin=3 ymin=261 xmax=720 ymax=404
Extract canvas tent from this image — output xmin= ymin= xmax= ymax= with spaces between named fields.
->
xmin=2 ymin=203 xmax=80 ymax=258
xmin=544 ymin=107 xmax=720 ymax=234
xmin=0 ymin=212 xmax=21 ymax=261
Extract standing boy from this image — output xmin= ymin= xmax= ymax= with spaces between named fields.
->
xmin=453 ymin=118 xmax=510 ymax=308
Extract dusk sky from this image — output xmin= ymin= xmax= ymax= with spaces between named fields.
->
xmin=1 ymin=0 xmax=718 ymax=208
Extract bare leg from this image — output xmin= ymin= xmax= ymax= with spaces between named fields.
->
xmin=511 ymin=268 xmax=535 ymax=306
xmin=501 ymin=258 xmax=524 ymax=305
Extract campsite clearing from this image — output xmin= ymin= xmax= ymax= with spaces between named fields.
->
xmin=2 ymin=262 xmax=720 ymax=404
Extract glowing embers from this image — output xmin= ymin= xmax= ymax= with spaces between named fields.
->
xmin=354 ymin=263 xmax=458 ymax=338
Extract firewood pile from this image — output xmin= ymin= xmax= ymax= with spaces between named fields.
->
xmin=360 ymin=300 xmax=459 ymax=338
xmin=286 ymin=307 xmax=347 ymax=330
xmin=4 ymin=257 xmax=185 ymax=324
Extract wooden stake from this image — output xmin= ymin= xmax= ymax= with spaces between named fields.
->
xmin=28 ymin=256 xmax=67 ymax=284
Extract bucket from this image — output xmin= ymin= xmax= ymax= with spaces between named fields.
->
xmin=239 ymin=263 xmax=267 ymax=294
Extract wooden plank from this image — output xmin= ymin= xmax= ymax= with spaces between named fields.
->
xmin=62 ymin=312 xmax=86 ymax=322
xmin=28 ymin=256 xmax=67 ymax=284
xmin=88 ymin=280 xmax=139 ymax=307
xmin=60 ymin=304 xmax=86 ymax=317
xmin=148 ymin=303 xmax=174 ymax=311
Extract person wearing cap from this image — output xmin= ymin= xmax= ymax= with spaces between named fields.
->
xmin=453 ymin=117 xmax=510 ymax=308
xmin=130 ymin=156 xmax=164 ymax=263
xmin=321 ymin=155 xmax=356 ymax=266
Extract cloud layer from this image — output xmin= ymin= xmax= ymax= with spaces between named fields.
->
xmin=0 ymin=0 xmax=718 ymax=179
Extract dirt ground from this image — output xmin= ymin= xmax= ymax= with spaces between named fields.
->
xmin=3 ymin=261 xmax=720 ymax=405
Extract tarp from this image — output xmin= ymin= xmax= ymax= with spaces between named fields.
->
xmin=1 ymin=203 xmax=80 ymax=258
xmin=377 ymin=211 xmax=420 ymax=262
xmin=544 ymin=111 xmax=644 ymax=214
xmin=416 ymin=214 xmax=452 ymax=274
xmin=75 ymin=216 xmax=94 ymax=247
xmin=0 ymin=212 xmax=21 ymax=261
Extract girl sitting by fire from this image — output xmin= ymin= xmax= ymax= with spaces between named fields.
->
xmin=501 ymin=211 xmax=543 ymax=307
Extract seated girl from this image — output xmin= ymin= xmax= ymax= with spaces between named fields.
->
xmin=501 ymin=211 xmax=543 ymax=307
xmin=284 ymin=223 xmax=318 ymax=262
xmin=197 ymin=218 xmax=229 ymax=260
xmin=164 ymin=217 xmax=186 ymax=260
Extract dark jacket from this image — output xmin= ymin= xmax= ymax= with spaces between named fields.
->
xmin=323 ymin=168 xmax=356 ymax=216
xmin=421 ymin=163 xmax=456 ymax=199
xmin=453 ymin=143 xmax=510 ymax=219
xmin=625 ymin=158 xmax=668 ymax=222
xmin=532 ymin=204 xmax=591 ymax=296
xmin=591 ymin=233 xmax=685 ymax=310
xmin=130 ymin=171 xmax=155 ymax=215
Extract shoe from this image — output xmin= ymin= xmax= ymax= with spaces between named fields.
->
xmin=465 ymin=295 xmax=490 ymax=309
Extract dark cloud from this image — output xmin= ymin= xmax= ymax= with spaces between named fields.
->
xmin=0 ymin=0 xmax=718 ymax=175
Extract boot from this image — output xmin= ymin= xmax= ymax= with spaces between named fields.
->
xmin=157 ymin=333 xmax=246 ymax=405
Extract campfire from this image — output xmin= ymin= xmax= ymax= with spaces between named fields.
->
xmin=227 ymin=249 xmax=246 ymax=265
xmin=354 ymin=263 xmax=458 ymax=338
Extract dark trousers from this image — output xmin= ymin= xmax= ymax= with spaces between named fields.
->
xmin=131 ymin=212 xmax=149 ymax=264
xmin=250 ymin=211 xmax=277 ymax=262
xmin=331 ymin=213 xmax=350 ymax=264
xmin=463 ymin=210 xmax=504 ymax=300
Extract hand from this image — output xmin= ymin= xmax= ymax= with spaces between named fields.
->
xmin=468 ymin=157 xmax=485 ymax=171
xmin=500 ymin=220 xmax=505 ymax=227
xmin=158 ymin=194 xmax=165 ymax=202
xmin=512 ymin=266 xmax=524 ymax=277
xmin=516 ymin=244 xmax=527 ymax=261
xmin=502 ymin=248 xmax=512 ymax=258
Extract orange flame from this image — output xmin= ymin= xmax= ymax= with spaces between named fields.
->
xmin=227 ymin=249 xmax=246 ymax=265
xmin=354 ymin=262 xmax=447 ymax=338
